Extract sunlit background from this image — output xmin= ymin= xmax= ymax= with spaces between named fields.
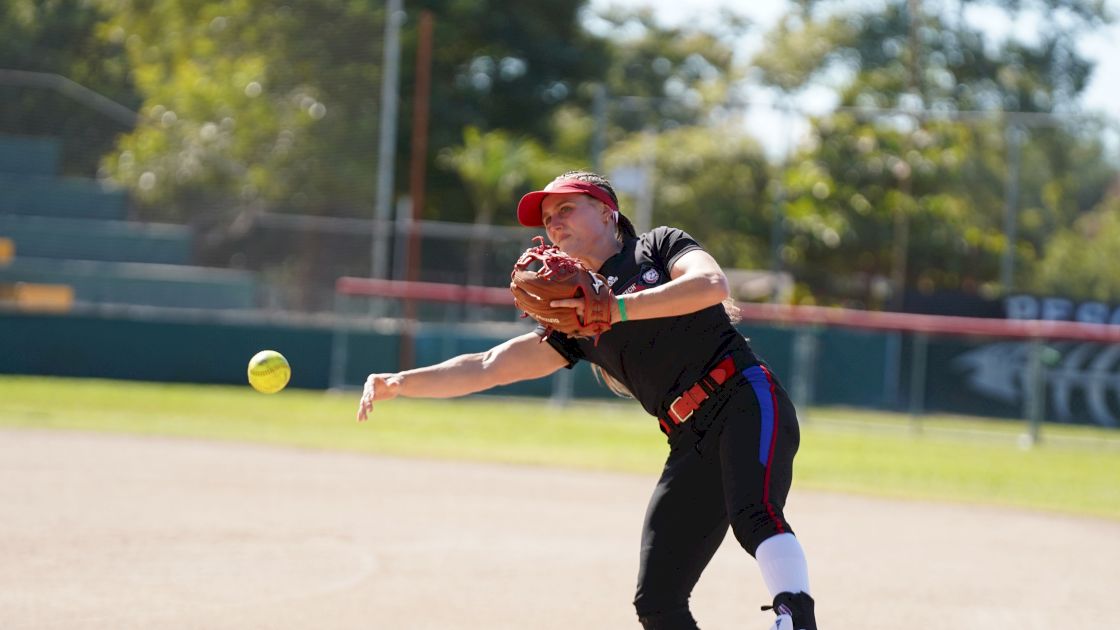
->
xmin=3 ymin=0 xmax=1120 ymax=426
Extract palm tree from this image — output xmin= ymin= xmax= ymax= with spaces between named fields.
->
xmin=440 ymin=127 xmax=566 ymax=286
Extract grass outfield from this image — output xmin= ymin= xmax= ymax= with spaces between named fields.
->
xmin=2 ymin=375 xmax=1118 ymax=520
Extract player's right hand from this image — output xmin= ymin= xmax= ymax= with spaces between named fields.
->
xmin=356 ymin=373 xmax=398 ymax=422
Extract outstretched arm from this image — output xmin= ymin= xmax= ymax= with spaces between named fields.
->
xmin=356 ymin=331 xmax=569 ymax=421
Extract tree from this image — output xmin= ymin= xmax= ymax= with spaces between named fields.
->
xmin=97 ymin=0 xmax=384 ymax=221
xmin=95 ymin=0 xmax=611 ymax=225
xmin=0 ymin=0 xmax=138 ymax=176
xmin=532 ymin=6 xmax=773 ymax=276
xmin=438 ymin=126 xmax=572 ymax=284
xmin=417 ymin=0 xmax=608 ymax=151
xmin=753 ymin=0 xmax=1108 ymax=113
xmin=428 ymin=4 xmax=754 ymax=229
xmin=777 ymin=113 xmax=1010 ymax=306
xmin=389 ymin=0 xmax=610 ymax=223
xmin=752 ymin=0 xmax=1117 ymax=305
xmin=1033 ymin=193 xmax=1120 ymax=301
xmin=604 ymin=124 xmax=772 ymax=269
xmin=590 ymin=7 xmax=747 ymax=138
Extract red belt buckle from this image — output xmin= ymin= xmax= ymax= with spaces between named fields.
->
xmin=668 ymin=385 xmax=707 ymax=424
xmin=668 ymin=395 xmax=695 ymax=424
xmin=664 ymin=356 xmax=736 ymax=429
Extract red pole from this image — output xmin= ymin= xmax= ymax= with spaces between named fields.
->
xmin=400 ymin=9 xmax=433 ymax=371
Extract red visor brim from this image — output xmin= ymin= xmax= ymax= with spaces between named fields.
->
xmin=516 ymin=180 xmax=618 ymax=227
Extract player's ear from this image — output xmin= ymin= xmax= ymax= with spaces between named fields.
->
xmin=597 ymin=201 xmax=614 ymax=224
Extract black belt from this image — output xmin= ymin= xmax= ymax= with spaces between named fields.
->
xmin=658 ymin=355 xmax=737 ymax=435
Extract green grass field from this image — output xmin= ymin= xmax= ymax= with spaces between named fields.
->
xmin=2 ymin=375 xmax=1118 ymax=520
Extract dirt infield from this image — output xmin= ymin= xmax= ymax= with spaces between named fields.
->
xmin=1 ymin=429 xmax=1116 ymax=629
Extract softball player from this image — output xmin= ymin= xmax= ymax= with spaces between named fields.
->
xmin=358 ymin=171 xmax=818 ymax=630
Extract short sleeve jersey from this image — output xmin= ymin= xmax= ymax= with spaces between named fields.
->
xmin=540 ymin=226 xmax=756 ymax=419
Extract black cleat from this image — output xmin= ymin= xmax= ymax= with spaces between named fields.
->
xmin=761 ymin=591 xmax=817 ymax=630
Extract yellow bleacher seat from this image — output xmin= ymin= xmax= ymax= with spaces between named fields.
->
xmin=0 ymin=282 xmax=74 ymax=313
xmin=0 ymin=237 xmax=13 ymax=266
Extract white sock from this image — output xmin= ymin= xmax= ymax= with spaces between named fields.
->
xmin=755 ymin=533 xmax=811 ymax=598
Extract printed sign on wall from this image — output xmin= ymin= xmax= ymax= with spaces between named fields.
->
xmin=951 ymin=341 xmax=1120 ymax=428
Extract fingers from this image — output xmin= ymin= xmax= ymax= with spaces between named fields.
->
xmin=511 ymin=285 xmax=546 ymax=307
xmin=549 ymin=298 xmax=582 ymax=309
xmin=356 ymin=377 xmax=376 ymax=422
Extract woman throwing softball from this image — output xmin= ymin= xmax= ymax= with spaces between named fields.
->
xmin=357 ymin=170 xmax=818 ymax=630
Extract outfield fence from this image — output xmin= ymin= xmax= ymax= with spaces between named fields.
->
xmin=333 ymin=276 xmax=1120 ymax=442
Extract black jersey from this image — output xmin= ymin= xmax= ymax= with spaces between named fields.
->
xmin=541 ymin=226 xmax=757 ymax=419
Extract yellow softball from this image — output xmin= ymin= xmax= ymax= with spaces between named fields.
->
xmin=247 ymin=350 xmax=291 ymax=394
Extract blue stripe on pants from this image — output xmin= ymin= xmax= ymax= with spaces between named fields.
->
xmin=743 ymin=365 xmax=775 ymax=466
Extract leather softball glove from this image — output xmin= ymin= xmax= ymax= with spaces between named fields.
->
xmin=510 ymin=237 xmax=613 ymax=342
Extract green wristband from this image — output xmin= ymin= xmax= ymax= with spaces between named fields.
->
xmin=617 ymin=297 xmax=628 ymax=322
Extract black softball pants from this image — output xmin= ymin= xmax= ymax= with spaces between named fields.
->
xmin=634 ymin=364 xmax=801 ymax=629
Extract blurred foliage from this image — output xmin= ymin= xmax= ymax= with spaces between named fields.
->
xmin=0 ymin=0 xmax=139 ymax=176
xmin=752 ymin=0 xmax=1117 ymax=304
xmin=755 ymin=0 xmax=1106 ymax=112
xmin=420 ymin=0 xmax=607 ymax=151
xmin=417 ymin=0 xmax=608 ymax=222
xmin=94 ymin=0 xmax=605 ymax=224
xmin=438 ymin=127 xmax=571 ymax=227
xmin=575 ymin=8 xmax=774 ymax=271
xmin=604 ymin=124 xmax=772 ymax=269
xmin=590 ymin=7 xmax=747 ymax=135
xmin=780 ymin=114 xmax=1010 ymax=305
xmin=1033 ymin=195 xmax=1120 ymax=301
xmin=437 ymin=126 xmax=573 ymax=284
xmin=97 ymin=0 xmax=384 ymax=221
xmin=2 ymin=0 xmax=1118 ymax=310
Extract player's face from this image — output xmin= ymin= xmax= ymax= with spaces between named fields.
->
xmin=541 ymin=193 xmax=612 ymax=254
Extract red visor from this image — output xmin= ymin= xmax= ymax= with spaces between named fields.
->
xmin=516 ymin=179 xmax=618 ymax=227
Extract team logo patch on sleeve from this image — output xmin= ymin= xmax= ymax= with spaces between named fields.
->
xmin=642 ymin=267 xmax=661 ymax=284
